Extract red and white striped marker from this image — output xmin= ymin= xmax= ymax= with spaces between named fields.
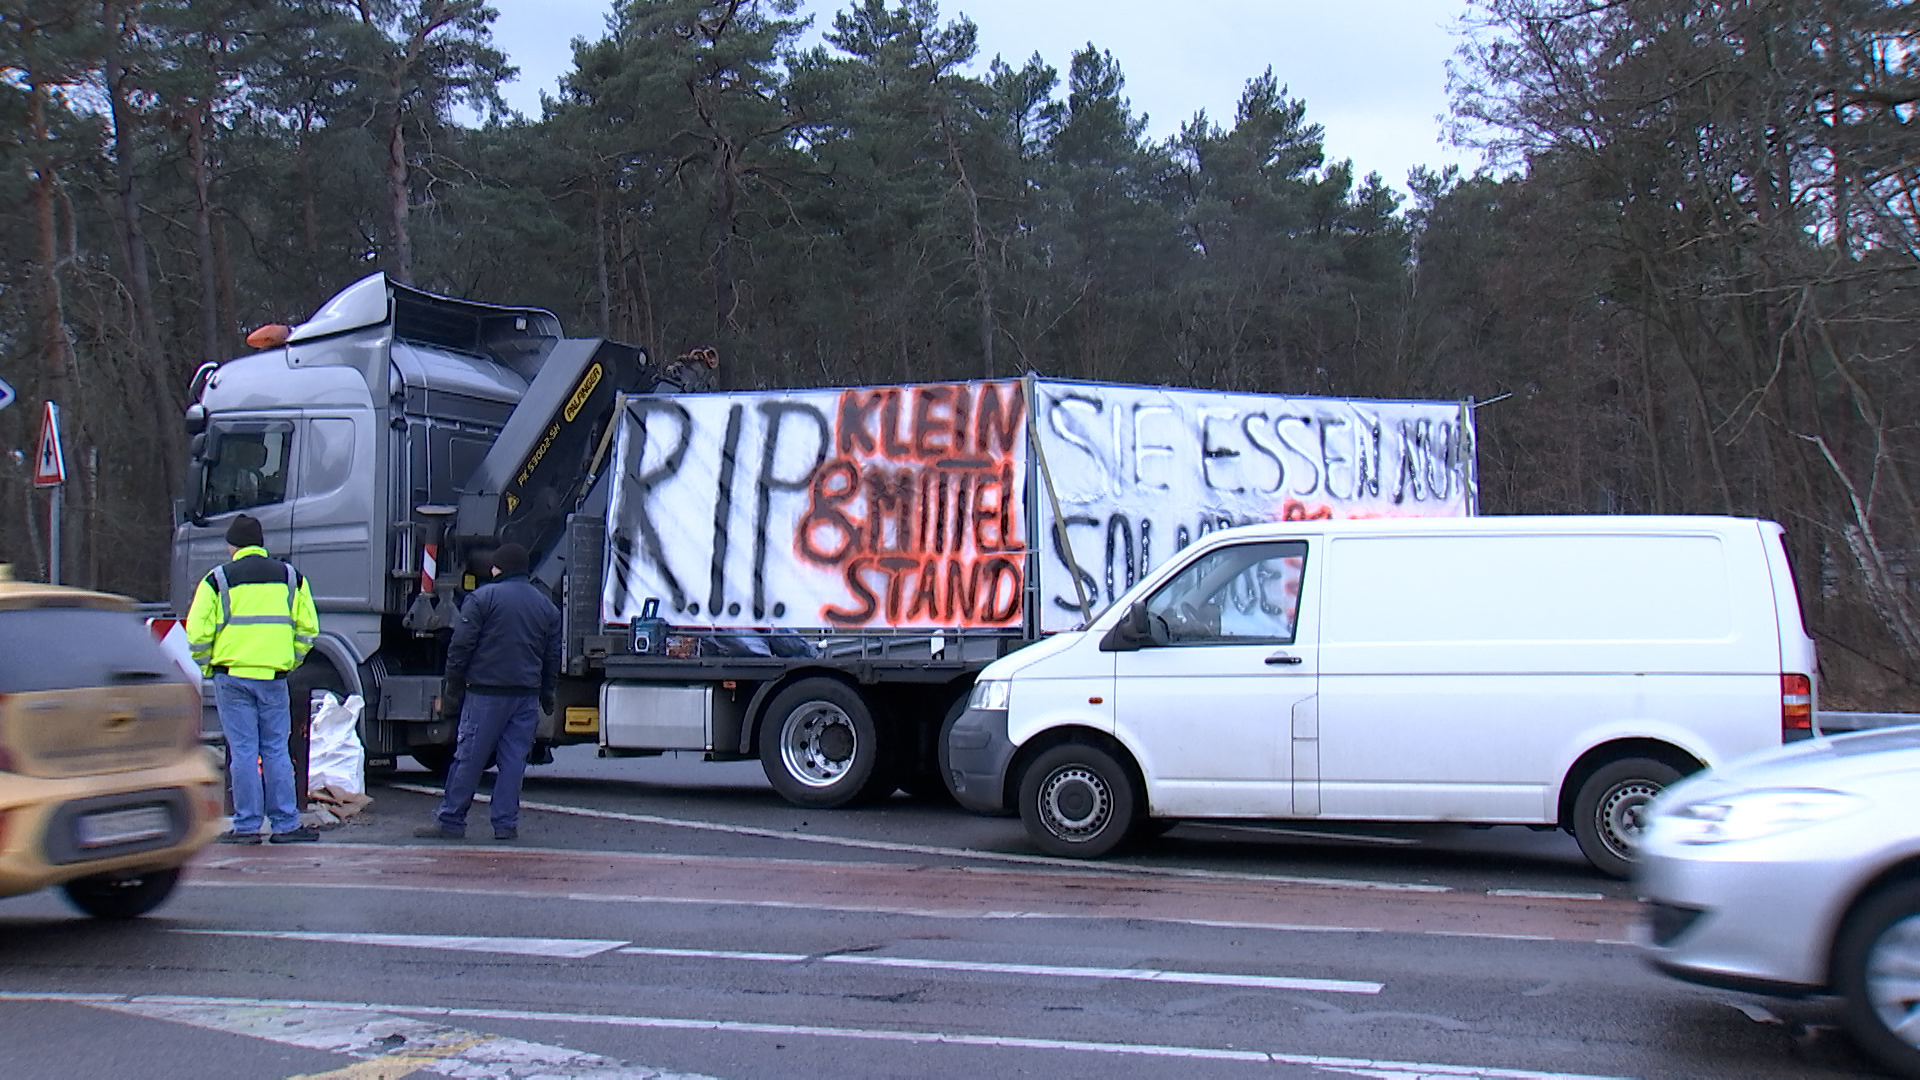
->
xmin=420 ymin=543 xmax=438 ymax=594
xmin=146 ymin=617 xmax=203 ymax=686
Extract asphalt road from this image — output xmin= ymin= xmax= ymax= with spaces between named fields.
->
xmin=0 ymin=748 xmax=1887 ymax=1079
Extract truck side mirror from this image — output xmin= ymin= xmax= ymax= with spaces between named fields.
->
xmin=184 ymin=433 xmax=210 ymax=525
xmin=1099 ymin=601 xmax=1154 ymax=652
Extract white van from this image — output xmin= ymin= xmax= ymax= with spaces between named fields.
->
xmin=946 ymin=516 xmax=1816 ymax=877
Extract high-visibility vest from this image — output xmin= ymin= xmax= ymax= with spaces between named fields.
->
xmin=185 ymin=546 xmax=319 ymax=680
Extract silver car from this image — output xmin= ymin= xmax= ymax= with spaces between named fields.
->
xmin=1637 ymin=725 xmax=1920 ymax=1077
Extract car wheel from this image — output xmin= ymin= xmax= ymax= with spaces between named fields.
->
xmin=1571 ymin=757 xmax=1681 ymax=879
xmin=759 ymin=679 xmax=881 ymax=809
xmin=1018 ymin=743 xmax=1137 ymax=858
xmin=1835 ymin=878 xmax=1920 ymax=1077
xmin=62 ymin=867 xmax=183 ymax=920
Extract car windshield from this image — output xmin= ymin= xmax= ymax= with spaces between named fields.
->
xmin=0 ymin=607 xmax=186 ymax=694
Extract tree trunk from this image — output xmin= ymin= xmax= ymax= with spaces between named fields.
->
xmin=387 ymin=97 xmax=413 ymax=284
xmin=104 ymin=1 xmax=183 ymax=494
xmin=594 ymin=178 xmax=611 ymax=336
xmin=188 ymin=105 xmax=223 ymax=364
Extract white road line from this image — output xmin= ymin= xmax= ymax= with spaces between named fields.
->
xmin=1201 ymin=823 xmax=1421 ymax=846
xmin=387 ymin=782 xmax=1450 ymax=893
xmin=1425 ymin=931 xmax=1557 ymax=943
xmin=175 ymin=929 xmax=630 ymax=958
xmin=165 ymin=928 xmax=1381 ymax=994
xmin=1487 ymin=890 xmax=1606 ymax=902
xmin=616 ymin=945 xmax=1383 ymax=994
xmin=56 ymin=995 xmax=710 ymax=1079
xmin=0 ymin=991 xmax=1634 ymax=1079
xmin=190 ymin=878 xmax=1395 ymax=935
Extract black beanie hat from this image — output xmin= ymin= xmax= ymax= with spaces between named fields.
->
xmin=491 ymin=543 xmax=530 ymax=576
xmin=226 ymin=514 xmax=264 ymax=549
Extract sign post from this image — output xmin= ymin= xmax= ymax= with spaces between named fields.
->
xmin=32 ymin=401 xmax=67 ymax=584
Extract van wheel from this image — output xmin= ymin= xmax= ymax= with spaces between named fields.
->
xmin=1572 ymin=757 xmax=1680 ymax=879
xmin=759 ymin=679 xmax=880 ymax=809
xmin=1019 ymin=743 xmax=1137 ymax=858
xmin=62 ymin=867 xmax=182 ymax=920
xmin=1833 ymin=878 xmax=1920 ymax=1077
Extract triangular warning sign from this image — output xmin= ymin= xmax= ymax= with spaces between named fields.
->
xmin=32 ymin=401 xmax=66 ymax=487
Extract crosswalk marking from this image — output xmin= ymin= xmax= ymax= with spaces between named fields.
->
xmin=0 ymin=991 xmax=1630 ymax=1079
xmin=23 ymin=994 xmax=711 ymax=1079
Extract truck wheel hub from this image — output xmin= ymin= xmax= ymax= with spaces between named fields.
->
xmin=781 ymin=703 xmax=857 ymax=788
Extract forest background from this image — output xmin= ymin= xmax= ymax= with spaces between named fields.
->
xmin=3 ymin=0 xmax=1919 ymax=702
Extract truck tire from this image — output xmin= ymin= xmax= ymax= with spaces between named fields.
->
xmin=1571 ymin=756 xmax=1680 ymax=879
xmin=897 ymin=694 xmax=967 ymax=804
xmin=62 ymin=867 xmax=183 ymax=920
xmin=287 ymin=658 xmax=347 ymax=808
xmin=410 ymin=744 xmax=456 ymax=781
xmin=759 ymin=679 xmax=882 ymax=809
xmin=1832 ymin=877 xmax=1920 ymax=1078
xmin=1018 ymin=742 xmax=1137 ymax=858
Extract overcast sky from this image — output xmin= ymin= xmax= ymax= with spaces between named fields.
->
xmin=485 ymin=0 xmax=1481 ymax=191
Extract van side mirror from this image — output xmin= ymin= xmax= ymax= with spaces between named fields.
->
xmin=1099 ymin=601 xmax=1154 ymax=652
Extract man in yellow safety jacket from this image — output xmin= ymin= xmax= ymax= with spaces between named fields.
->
xmin=186 ymin=514 xmax=321 ymax=844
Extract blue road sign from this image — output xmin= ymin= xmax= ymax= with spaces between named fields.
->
xmin=0 ymin=375 xmax=13 ymax=412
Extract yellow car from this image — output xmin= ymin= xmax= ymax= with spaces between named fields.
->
xmin=0 ymin=565 xmax=223 ymax=918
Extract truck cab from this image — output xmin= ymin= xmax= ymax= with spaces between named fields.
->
xmin=172 ymin=273 xmax=645 ymax=770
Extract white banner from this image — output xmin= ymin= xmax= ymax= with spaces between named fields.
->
xmin=1033 ymin=380 xmax=1474 ymax=631
xmin=603 ymin=381 xmax=1029 ymax=630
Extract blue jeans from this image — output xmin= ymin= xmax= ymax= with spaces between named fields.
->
xmin=436 ymin=694 xmax=539 ymax=835
xmin=214 ymin=673 xmax=301 ymax=835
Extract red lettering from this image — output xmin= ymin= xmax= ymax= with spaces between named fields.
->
xmin=880 ymin=389 xmax=911 ymax=458
xmin=912 ymin=385 xmax=956 ymax=457
xmin=974 ymin=382 xmax=1024 ymax=457
xmin=905 ymin=558 xmax=941 ymax=621
xmin=836 ymin=390 xmax=883 ymax=456
xmin=799 ymin=458 xmax=861 ymax=563
xmin=823 ymin=559 xmax=880 ymax=625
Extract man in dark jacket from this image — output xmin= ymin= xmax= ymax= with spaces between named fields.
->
xmin=415 ymin=543 xmax=561 ymax=841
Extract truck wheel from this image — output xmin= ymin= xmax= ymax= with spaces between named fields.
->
xmin=895 ymin=694 xmax=967 ymax=804
xmin=759 ymin=679 xmax=881 ymax=809
xmin=1018 ymin=743 xmax=1137 ymax=858
xmin=1571 ymin=757 xmax=1680 ymax=879
xmin=1833 ymin=878 xmax=1920 ymax=1078
xmin=410 ymin=744 xmax=456 ymax=781
xmin=62 ymin=867 xmax=182 ymax=920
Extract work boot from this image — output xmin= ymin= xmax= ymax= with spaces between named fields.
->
xmin=413 ymin=824 xmax=463 ymax=840
xmin=493 ymin=828 xmax=517 ymax=841
xmin=217 ymin=831 xmax=262 ymax=845
xmin=269 ymin=827 xmax=319 ymax=844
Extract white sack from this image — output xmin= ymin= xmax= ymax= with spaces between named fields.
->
xmin=308 ymin=692 xmax=366 ymax=795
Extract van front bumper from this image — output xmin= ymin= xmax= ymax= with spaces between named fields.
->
xmin=947 ymin=707 xmax=1015 ymax=813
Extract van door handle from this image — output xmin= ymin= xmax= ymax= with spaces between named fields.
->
xmin=1265 ymin=652 xmax=1303 ymax=666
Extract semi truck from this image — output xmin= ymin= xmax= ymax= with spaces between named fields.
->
xmin=171 ymin=273 xmax=1480 ymax=808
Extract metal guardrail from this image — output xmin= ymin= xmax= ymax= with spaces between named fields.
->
xmin=1818 ymin=711 xmax=1920 ymax=734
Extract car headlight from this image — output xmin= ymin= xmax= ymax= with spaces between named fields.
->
xmin=1664 ymin=788 xmax=1867 ymax=845
xmin=968 ymin=679 xmax=1011 ymax=712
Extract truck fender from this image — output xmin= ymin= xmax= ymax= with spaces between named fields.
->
xmin=301 ymin=633 xmax=366 ymax=701
xmin=735 ymin=668 xmax=864 ymax=756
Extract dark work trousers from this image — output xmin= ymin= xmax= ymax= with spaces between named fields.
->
xmin=435 ymin=694 xmax=539 ymax=835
